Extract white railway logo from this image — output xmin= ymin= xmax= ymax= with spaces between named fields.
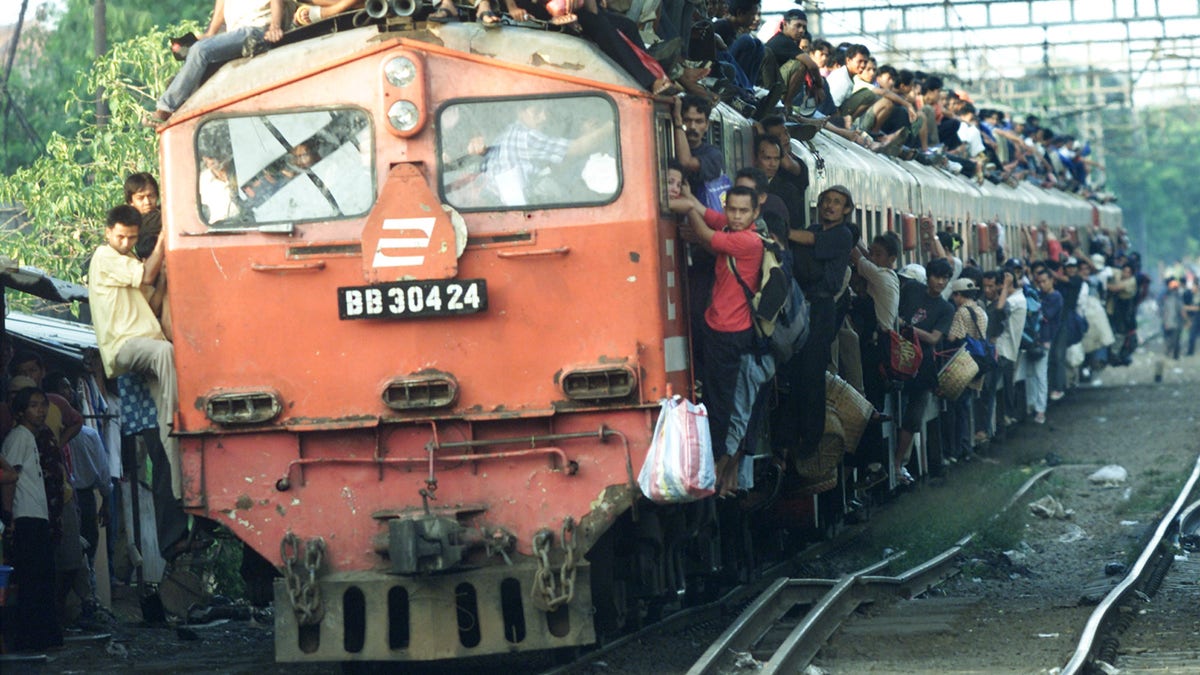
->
xmin=372 ymin=217 xmax=436 ymax=268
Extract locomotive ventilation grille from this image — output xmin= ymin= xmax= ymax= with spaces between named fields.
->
xmin=382 ymin=374 xmax=459 ymax=410
xmin=561 ymin=365 xmax=637 ymax=401
xmin=205 ymin=391 xmax=283 ymax=425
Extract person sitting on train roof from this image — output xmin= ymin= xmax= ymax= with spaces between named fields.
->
xmin=506 ymin=0 xmax=681 ymax=95
xmin=824 ymin=43 xmax=867 ymax=123
xmin=893 ymin=257 xmax=954 ymax=484
xmin=763 ymin=8 xmax=807 ymax=67
xmin=292 ymin=0 xmax=362 ymax=26
xmin=776 ymin=185 xmax=856 ymax=471
xmin=668 ymin=184 xmax=769 ymax=496
xmin=809 ymin=38 xmax=832 ymax=78
xmin=912 ymin=75 xmax=940 ymax=150
xmin=945 ymin=102 xmax=986 ymax=182
xmin=752 ymin=135 xmax=801 ymax=235
xmin=712 ymin=0 xmax=765 ymax=87
xmin=151 ymin=0 xmax=285 ymax=122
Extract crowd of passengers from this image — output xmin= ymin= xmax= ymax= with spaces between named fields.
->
xmin=658 ymin=88 xmax=1169 ymax=500
xmin=667 ymin=96 xmax=1180 ymax=499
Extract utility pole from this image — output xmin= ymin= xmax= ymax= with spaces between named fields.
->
xmin=95 ymin=0 xmax=108 ymax=126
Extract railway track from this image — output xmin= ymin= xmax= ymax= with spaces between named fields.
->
xmin=1060 ymin=453 xmax=1200 ymax=674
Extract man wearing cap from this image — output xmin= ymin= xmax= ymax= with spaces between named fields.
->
xmin=1048 ymin=258 xmax=1083 ymax=400
xmin=893 ymin=257 xmax=955 ymax=482
xmin=946 ymin=276 xmax=988 ymax=459
xmin=776 ymin=185 xmax=856 ymax=467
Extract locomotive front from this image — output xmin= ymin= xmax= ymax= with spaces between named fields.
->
xmin=157 ymin=24 xmax=690 ymax=662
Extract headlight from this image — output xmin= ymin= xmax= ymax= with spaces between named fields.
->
xmin=384 ymin=56 xmax=417 ymax=88
xmin=388 ymin=101 xmax=420 ymax=133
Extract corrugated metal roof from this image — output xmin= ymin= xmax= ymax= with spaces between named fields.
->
xmin=1 ymin=256 xmax=88 ymax=303
xmin=4 ymin=312 xmax=97 ymax=361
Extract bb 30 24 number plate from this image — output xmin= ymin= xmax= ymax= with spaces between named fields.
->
xmin=338 ymin=279 xmax=487 ymax=320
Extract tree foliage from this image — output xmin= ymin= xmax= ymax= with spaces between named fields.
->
xmin=0 ymin=20 xmax=200 ymax=289
xmin=1 ymin=0 xmax=209 ymax=173
xmin=1102 ymin=105 xmax=1200 ymax=265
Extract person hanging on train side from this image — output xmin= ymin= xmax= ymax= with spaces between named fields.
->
xmin=980 ymin=267 xmax=1025 ymax=435
xmin=674 ymin=94 xmax=729 ymax=377
xmin=669 ymin=184 xmax=770 ymax=495
xmin=756 ymin=116 xmax=810 ymax=204
xmin=846 ymin=231 xmax=900 ymax=478
xmin=86 ymin=206 xmax=207 ymax=562
xmin=733 ymin=167 xmax=788 ymax=244
xmin=1026 ymin=267 xmax=1062 ymax=424
xmin=945 ymin=277 xmax=988 ymax=461
xmin=151 ymin=0 xmax=286 ymax=123
xmin=776 ymin=185 xmax=856 ymax=472
xmin=753 ymin=134 xmax=804 ymax=234
xmin=893 ymin=257 xmax=954 ymax=484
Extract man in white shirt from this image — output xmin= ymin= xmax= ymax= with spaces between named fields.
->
xmin=154 ymin=0 xmax=284 ymax=120
xmin=992 ymin=266 xmax=1027 ymax=428
xmin=953 ymin=102 xmax=987 ymax=181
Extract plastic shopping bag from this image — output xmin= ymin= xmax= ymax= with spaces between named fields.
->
xmin=637 ymin=396 xmax=715 ymax=503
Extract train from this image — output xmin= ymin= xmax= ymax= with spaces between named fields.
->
xmin=144 ymin=12 xmax=1121 ymax=666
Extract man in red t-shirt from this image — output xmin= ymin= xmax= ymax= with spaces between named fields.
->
xmin=671 ymin=185 xmax=766 ymax=495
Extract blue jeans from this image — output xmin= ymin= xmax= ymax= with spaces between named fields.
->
xmin=158 ymin=27 xmax=263 ymax=113
xmin=727 ymin=35 xmax=764 ymax=87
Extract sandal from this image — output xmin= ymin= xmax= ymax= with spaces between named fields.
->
xmin=652 ymin=77 xmax=682 ymax=97
xmin=476 ymin=0 xmax=502 ymax=27
xmin=429 ymin=4 xmax=461 ymax=22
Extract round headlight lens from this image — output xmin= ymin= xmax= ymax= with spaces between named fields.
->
xmin=388 ymin=100 xmax=420 ymax=132
xmin=384 ymin=56 xmax=417 ymax=87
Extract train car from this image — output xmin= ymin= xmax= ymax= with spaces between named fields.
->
xmin=152 ymin=13 xmax=1118 ymax=667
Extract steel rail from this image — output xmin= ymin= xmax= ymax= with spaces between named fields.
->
xmin=1061 ymin=452 xmax=1200 ymax=674
xmin=537 ymin=556 xmax=799 ymax=675
xmin=689 ymin=463 xmax=1059 ymax=674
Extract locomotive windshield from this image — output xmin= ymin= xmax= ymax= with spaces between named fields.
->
xmin=437 ymin=95 xmax=620 ymax=211
xmin=194 ymin=109 xmax=374 ymax=228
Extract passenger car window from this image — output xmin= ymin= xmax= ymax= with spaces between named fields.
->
xmin=438 ymin=96 xmax=620 ymax=211
xmin=195 ymin=109 xmax=373 ymax=228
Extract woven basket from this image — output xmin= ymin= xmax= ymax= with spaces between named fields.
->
xmin=793 ymin=407 xmax=843 ymax=493
xmin=937 ymin=347 xmax=979 ymax=401
xmin=825 ymin=372 xmax=873 ymax=454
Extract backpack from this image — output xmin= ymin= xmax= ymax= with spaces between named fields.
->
xmin=1021 ymin=286 xmax=1042 ymax=352
xmin=729 ymin=230 xmax=811 ymax=363
xmin=962 ymin=306 xmax=997 ymax=374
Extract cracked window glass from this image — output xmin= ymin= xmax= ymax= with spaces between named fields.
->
xmin=196 ymin=109 xmax=374 ymax=228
